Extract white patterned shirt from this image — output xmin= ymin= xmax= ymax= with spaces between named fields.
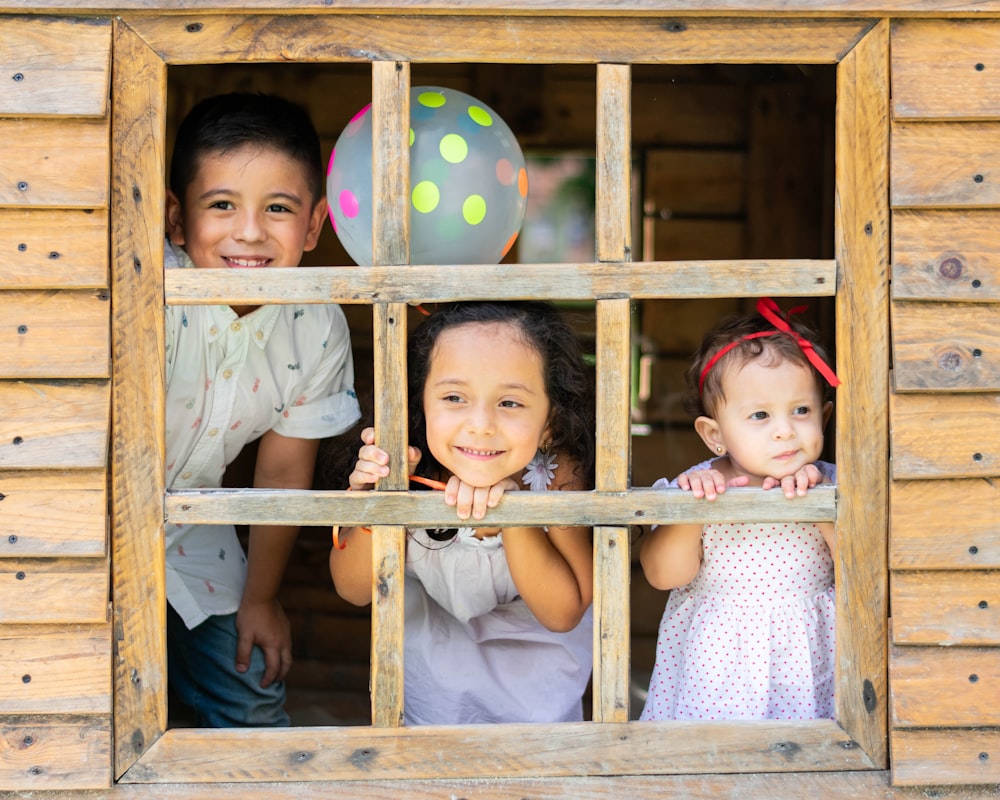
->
xmin=163 ymin=241 xmax=361 ymax=628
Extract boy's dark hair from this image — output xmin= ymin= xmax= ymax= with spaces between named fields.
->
xmin=687 ymin=307 xmax=834 ymax=419
xmin=169 ymin=92 xmax=324 ymax=207
xmin=407 ymin=301 xmax=596 ymax=491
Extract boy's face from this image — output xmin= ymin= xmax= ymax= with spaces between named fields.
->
xmin=166 ymin=144 xmax=327 ymax=275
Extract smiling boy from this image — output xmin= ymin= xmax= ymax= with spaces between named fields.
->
xmin=163 ymin=93 xmax=361 ymax=727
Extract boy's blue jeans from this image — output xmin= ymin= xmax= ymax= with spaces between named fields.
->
xmin=166 ymin=605 xmax=290 ymax=727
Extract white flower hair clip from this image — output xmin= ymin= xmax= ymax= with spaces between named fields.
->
xmin=521 ymin=449 xmax=558 ymax=492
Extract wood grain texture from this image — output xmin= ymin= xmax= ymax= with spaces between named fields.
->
xmin=833 ymin=20 xmax=890 ymax=767
xmin=121 ymin=718 xmax=873 ymax=784
xmin=890 ymin=644 xmax=1000 ymax=726
xmin=892 ymin=122 xmax=1000 ymax=208
xmin=595 ymin=64 xmax=631 ymax=264
xmin=165 ymin=485 xmax=837 ymax=528
xmin=0 ymin=470 xmax=107 ymax=558
xmin=892 ymin=571 xmax=1000 ymax=645
xmin=0 ymin=118 xmax=109 ymax=208
xmin=892 ymin=19 xmax=1000 ymax=120
xmin=0 ymin=381 xmax=109 ymax=470
xmin=109 ymin=18 xmax=167 ymax=780
xmin=0 ymin=209 xmax=108 ymax=289
xmin=0 ymin=16 xmax=110 ymax=117
xmin=0 ymin=714 xmax=110 ymax=791
xmin=0 ymin=291 xmax=110 ymax=379
xmin=0 ymin=624 xmax=111 ymax=714
xmin=592 ymin=300 xmax=632 ymax=722
xmin=126 ymin=14 xmax=869 ymax=66
xmin=890 ymin=392 xmax=1000 ymax=479
xmin=891 ymin=729 xmax=1000 ymax=786
xmin=890 ymin=479 xmax=1000 ymax=569
xmin=891 ymin=301 xmax=1000 ymax=391
xmin=0 ymin=557 xmax=109 ymax=624
xmin=164 ymin=260 xmax=837 ymax=304
xmin=892 ymin=209 xmax=1000 ymax=301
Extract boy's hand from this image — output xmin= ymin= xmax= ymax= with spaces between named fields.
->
xmin=235 ymin=596 xmax=292 ymax=689
xmin=676 ymin=468 xmax=748 ymax=501
xmin=445 ymin=475 xmax=519 ymax=520
xmin=761 ymin=463 xmax=826 ymax=498
xmin=349 ymin=426 xmax=422 ymax=490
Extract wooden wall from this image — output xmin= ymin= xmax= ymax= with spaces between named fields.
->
xmin=887 ymin=19 xmax=1000 ymax=787
xmin=0 ymin=8 xmax=996 ymax=798
xmin=0 ymin=16 xmax=113 ymax=790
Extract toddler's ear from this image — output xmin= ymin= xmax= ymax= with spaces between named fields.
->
xmin=693 ymin=415 xmax=724 ymax=455
xmin=165 ymin=190 xmax=186 ymax=245
xmin=303 ymin=196 xmax=328 ymax=252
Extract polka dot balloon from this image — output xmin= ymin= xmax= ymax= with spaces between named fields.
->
xmin=327 ymin=86 xmax=529 ymax=265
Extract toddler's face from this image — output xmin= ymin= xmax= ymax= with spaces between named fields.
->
xmin=166 ymin=144 xmax=326 ymax=274
xmin=709 ymin=357 xmax=830 ymax=485
xmin=422 ymin=322 xmax=551 ymax=488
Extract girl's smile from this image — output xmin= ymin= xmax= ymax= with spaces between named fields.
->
xmin=423 ymin=322 xmax=551 ymax=489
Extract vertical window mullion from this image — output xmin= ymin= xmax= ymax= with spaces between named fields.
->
xmin=592 ymin=63 xmax=633 ymax=723
xmin=369 ymin=60 xmax=411 ymax=728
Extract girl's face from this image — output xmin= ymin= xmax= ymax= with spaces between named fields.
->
xmin=697 ymin=356 xmax=832 ymax=486
xmin=423 ymin=321 xmax=551 ymax=487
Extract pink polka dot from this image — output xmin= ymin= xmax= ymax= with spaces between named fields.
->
xmin=496 ymin=158 xmax=515 ymax=185
xmin=339 ymin=189 xmax=360 ymax=219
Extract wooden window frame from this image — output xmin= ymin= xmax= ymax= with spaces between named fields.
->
xmin=110 ymin=13 xmax=888 ymax=785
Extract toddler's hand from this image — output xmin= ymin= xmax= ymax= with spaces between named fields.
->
xmin=348 ymin=426 xmax=422 ymax=491
xmin=445 ymin=475 xmax=519 ymax=520
xmin=761 ymin=463 xmax=825 ymax=498
xmin=676 ymin=468 xmax=749 ymax=501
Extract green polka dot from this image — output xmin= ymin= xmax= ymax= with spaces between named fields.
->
xmin=412 ymin=181 xmax=440 ymax=214
xmin=439 ymin=133 xmax=468 ymax=164
xmin=418 ymin=91 xmax=446 ymax=108
xmin=409 ymin=128 xmax=415 ymax=147
xmin=462 ymin=195 xmax=487 ymax=225
xmin=468 ymin=105 xmax=493 ymax=127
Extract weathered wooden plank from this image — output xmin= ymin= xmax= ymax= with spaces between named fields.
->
xmin=892 ymin=729 xmax=1000 ymax=787
xmin=890 ymin=392 xmax=1000 ymax=479
xmin=890 ymin=644 xmax=1000 ymax=727
xmin=645 ymin=149 xmax=745 ymax=217
xmin=592 ymin=299 xmax=632 ymax=722
xmin=892 ymin=122 xmax=1000 ymax=208
xmin=0 ymin=118 xmax=109 ymax=208
xmin=0 ymin=714 xmax=110 ymax=791
xmin=10 ymin=0 xmax=1000 ymax=12
xmin=109 ymin=18 xmax=168 ymax=779
xmin=595 ymin=64 xmax=631 ymax=264
xmin=0 ymin=623 xmax=111 ymax=714
xmin=891 ymin=301 xmax=1000 ymax=391
xmin=0 ymin=16 xmax=110 ymax=117
xmin=0 ymin=209 xmax=108 ymax=289
xmin=892 ymin=19 xmax=1000 ymax=121
xmin=892 ymin=571 xmax=1000 ymax=645
xmin=164 ymin=260 xmax=837 ymax=304
xmin=0 ymin=291 xmax=110 ymax=379
xmin=0 ymin=381 xmax=109 ymax=470
xmin=0 ymin=470 xmax=107 ymax=558
xmin=166 ymin=484 xmax=837 ymax=528
xmin=128 ymin=15 xmax=869 ymax=66
xmin=833 ymin=21 xmax=890 ymax=768
xmin=122 ymin=718 xmax=872 ymax=784
xmin=890 ymin=479 xmax=1000 ymax=569
xmin=8 ymin=771 xmax=1000 ymax=800
xmin=892 ymin=209 xmax=1000 ymax=302
xmin=0 ymin=558 xmax=108 ymax=624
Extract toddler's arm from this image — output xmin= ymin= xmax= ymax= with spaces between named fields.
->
xmin=237 ymin=430 xmax=319 ymax=688
xmin=640 ymin=522 xmax=704 ymax=591
xmin=328 ymin=427 xmax=421 ymax=606
xmin=501 ymin=457 xmax=593 ymax=632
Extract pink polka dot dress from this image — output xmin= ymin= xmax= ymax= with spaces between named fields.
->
xmin=640 ymin=522 xmax=835 ymax=721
